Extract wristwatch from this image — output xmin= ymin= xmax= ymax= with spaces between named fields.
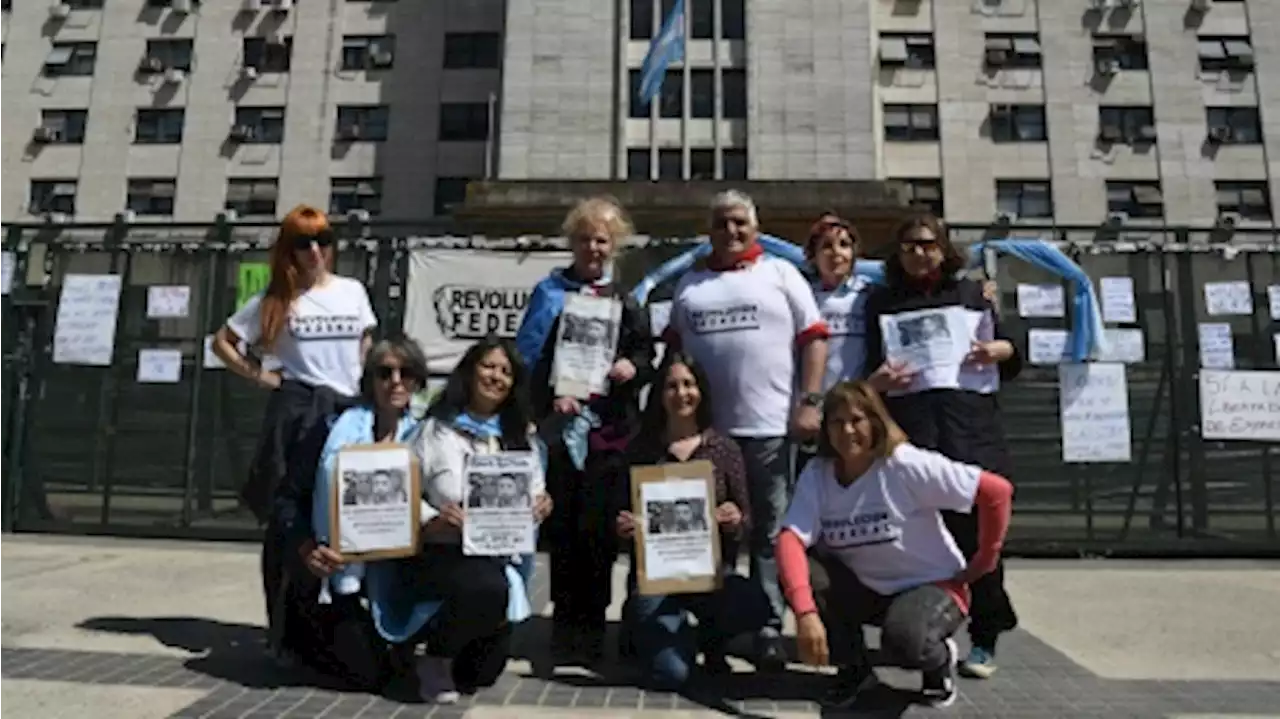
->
xmin=799 ymin=392 xmax=823 ymax=408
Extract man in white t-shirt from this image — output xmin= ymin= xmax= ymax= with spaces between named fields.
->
xmin=665 ymin=190 xmax=830 ymax=668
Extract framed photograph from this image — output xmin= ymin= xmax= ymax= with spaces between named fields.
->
xmin=462 ymin=451 xmax=537 ymax=557
xmin=329 ymin=443 xmax=420 ymax=561
xmin=631 ymin=460 xmax=722 ymax=596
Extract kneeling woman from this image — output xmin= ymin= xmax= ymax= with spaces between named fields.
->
xmin=385 ymin=337 xmax=552 ymax=703
xmin=777 ymin=381 xmax=1012 ymax=708
xmin=615 ymin=352 xmax=771 ymax=690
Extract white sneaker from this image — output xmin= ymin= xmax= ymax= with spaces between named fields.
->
xmin=416 ymin=655 xmax=460 ymax=704
xmin=921 ymin=638 xmax=959 ymax=708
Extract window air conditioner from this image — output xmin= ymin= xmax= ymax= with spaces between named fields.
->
xmin=1095 ymin=57 xmax=1120 ymax=76
xmin=49 ymin=3 xmax=71 ymax=19
xmin=45 ymin=212 xmax=71 ymax=224
xmin=163 ymin=67 xmax=186 ymax=84
xmin=139 ymin=56 xmax=165 ymax=73
xmin=229 ymin=124 xmax=256 ymax=142
xmin=994 ymin=211 xmax=1016 ymax=224
xmin=32 ymin=126 xmax=60 ymax=143
xmin=116 ymin=210 xmax=137 ymax=223
xmin=347 ymin=208 xmax=370 ymax=222
xmin=1216 ymin=211 xmax=1240 ymax=228
xmin=240 ymin=65 xmax=260 ymax=80
xmin=1190 ymin=0 xmax=1211 ymax=11
xmin=1207 ymin=125 xmax=1232 ymax=143
xmin=270 ymin=0 xmax=294 ymax=11
xmin=369 ymin=49 xmax=394 ymax=68
xmin=171 ymin=0 xmax=193 ymax=13
xmin=337 ymin=125 xmax=362 ymax=141
xmin=1106 ymin=212 xmax=1129 ymax=225
xmin=242 ymin=0 xmax=263 ymax=10
xmin=219 ymin=209 xmax=239 ymax=222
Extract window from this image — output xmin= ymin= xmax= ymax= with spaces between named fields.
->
xmin=1106 ymin=181 xmax=1164 ymax=219
xmin=722 ymin=0 xmax=745 ymax=40
xmin=1098 ymin=106 xmax=1156 ymax=145
xmin=690 ymin=149 xmax=715 ymax=180
xmin=1092 ymin=35 xmax=1148 ymax=71
xmin=146 ymin=0 xmax=200 ymax=7
xmin=38 ymin=110 xmax=89 ymax=144
xmin=984 ymin=33 xmax=1042 ymax=69
xmin=883 ymin=104 xmax=938 ymax=142
xmin=659 ymin=70 xmax=682 ymax=119
xmin=335 ymin=105 xmax=390 ymax=141
xmin=1198 ymin=37 xmax=1255 ymax=73
xmin=443 ymin=32 xmax=500 ymax=68
xmin=44 ymin=42 xmax=97 ymax=77
xmin=2 ymin=0 xmax=11 ymax=10
xmin=330 ymin=178 xmax=383 ymax=215
xmin=627 ymin=149 xmax=651 ymax=180
xmin=630 ymin=0 xmax=654 ymax=40
xmin=341 ymin=35 xmax=395 ymax=71
xmin=1206 ymin=107 xmax=1261 ymax=144
xmin=879 ymin=33 xmax=936 ymax=69
xmin=434 ymin=178 xmax=470 ymax=216
xmin=243 ymin=37 xmax=291 ymax=73
xmin=723 ymin=68 xmax=747 ymax=119
xmin=898 ymin=178 xmax=944 ymax=217
xmin=127 ymin=178 xmax=177 ymax=216
xmin=691 ymin=0 xmax=713 ymax=39
xmin=692 ymin=70 xmax=714 ymax=119
xmin=1215 ymin=181 xmax=1271 ymax=221
xmin=135 ymin=109 xmax=184 ymax=144
xmin=723 ymin=148 xmax=747 ymax=180
xmin=996 ymin=180 xmax=1053 ymax=219
xmin=225 ymin=178 xmax=278 ymax=218
xmin=628 ymin=70 xmax=649 ymax=119
xmin=658 ymin=149 xmax=682 ymax=180
xmin=438 ymin=103 xmax=489 ymax=141
xmin=29 ymin=180 xmax=77 ymax=215
xmin=989 ymin=105 xmax=1046 ymax=143
xmin=142 ymin=39 xmax=193 ymax=72
xmin=233 ymin=107 xmax=285 ymax=144
xmin=65 ymin=0 xmax=105 ymax=7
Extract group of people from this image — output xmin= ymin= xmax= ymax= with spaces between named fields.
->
xmin=211 ymin=191 xmax=1019 ymax=709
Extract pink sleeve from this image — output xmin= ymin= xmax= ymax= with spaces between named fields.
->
xmin=777 ymin=528 xmax=818 ymax=617
xmin=969 ymin=471 xmax=1013 ymax=576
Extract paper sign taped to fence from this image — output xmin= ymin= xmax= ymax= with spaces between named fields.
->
xmin=237 ymin=263 xmax=270 ymax=310
xmin=1059 ymin=363 xmax=1132 ymax=463
xmin=403 ymin=248 xmax=571 ymax=373
xmin=1203 ymin=281 xmax=1253 ymax=317
xmin=137 ymin=348 xmax=182 ymax=383
xmin=1028 ymin=328 xmax=1144 ymax=365
xmin=53 ymin=274 xmax=123 ymax=366
xmin=146 ymin=285 xmax=191 ymax=319
xmin=648 ymin=301 xmax=672 ymax=339
xmin=1017 ymin=284 xmax=1065 ymax=318
xmin=1197 ymin=323 xmax=1234 ymax=369
xmin=1100 ymin=277 xmax=1137 ymax=323
xmin=1268 ymin=285 xmax=1280 ymax=321
xmin=1 ymin=251 xmax=14 ymax=295
xmin=1199 ymin=369 xmax=1280 ymax=442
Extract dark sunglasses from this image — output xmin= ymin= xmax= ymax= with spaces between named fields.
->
xmin=374 ymin=365 xmax=421 ymax=384
xmin=292 ymin=229 xmax=336 ymax=251
xmin=899 ymin=238 xmax=939 ymax=252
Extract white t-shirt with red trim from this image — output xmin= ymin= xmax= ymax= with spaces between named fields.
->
xmin=783 ymin=443 xmax=980 ymax=596
xmin=815 ymin=276 xmax=872 ymax=391
xmin=670 ymin=256 xmax=824 ymax=437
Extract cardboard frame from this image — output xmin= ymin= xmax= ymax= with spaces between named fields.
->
xmin=631 ymin=460 xmax=722 ymax=596
xmin=329 ymin=443 xmax=421 ymax=562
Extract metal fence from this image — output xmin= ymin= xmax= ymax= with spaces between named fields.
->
xmin=2 ymin=221 xmax=1277 ymax=556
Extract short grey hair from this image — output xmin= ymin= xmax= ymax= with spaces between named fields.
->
xmin=710 ymin=190 xmax=759 ymax=228
xmin=360 ymin=336 xmax=429 ymax=404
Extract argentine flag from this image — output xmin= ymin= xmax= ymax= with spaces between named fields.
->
xmin=638 ymin=0 xmax=686 ymax=108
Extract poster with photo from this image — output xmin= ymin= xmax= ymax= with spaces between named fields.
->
xmin=878 ymin=306 xmax=971 ymax=374
xmin=462 ymin=452 xmax=537 ymax=557
xmin=330 ymin=444 xmax=419 ymax=560
xmin=552 ymin=293 xmax=623 ymax=399
xmin=631 ymin=461 xmax=721 ymax=596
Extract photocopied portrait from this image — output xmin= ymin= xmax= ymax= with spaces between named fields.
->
xmin=645 ymin=498 xmax=709 ymax=535
xmin=333 ymin=444 xmax=417 ymax=558
xmin=341 ymin=469 xmax=408 ymax=506
xmin=897 ymin=311 xmax=951 ymax=348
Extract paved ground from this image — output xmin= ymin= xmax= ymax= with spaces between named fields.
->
xmin=2 ymin=535 xmax=1279 ymax=719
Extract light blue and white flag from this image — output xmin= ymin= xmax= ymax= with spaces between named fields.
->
xmin=638 ymin=0 xmax=686 ymax=108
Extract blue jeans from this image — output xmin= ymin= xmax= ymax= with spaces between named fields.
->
xmin=735 ymin=435 xmax=792 ymax=630
xmin=626 ymin=573 xmax=771 ymax=689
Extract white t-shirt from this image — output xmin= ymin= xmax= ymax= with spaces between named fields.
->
xmin=671 ymin=256 xmax=824 ymax=437
xmin=815 ymin=276 xmax=872 ymax=392
xmin=226 ymin=275 xmax=376 ymax=397
xmin=783 ymin=443 xmax=981 ymax=596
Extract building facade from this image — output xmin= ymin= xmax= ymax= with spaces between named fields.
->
xmin=3 ymin=0 xmax=1278 ymax=229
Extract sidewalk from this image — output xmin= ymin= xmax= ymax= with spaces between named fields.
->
xmin=3 ymin=535 xmax=1278 ymax=718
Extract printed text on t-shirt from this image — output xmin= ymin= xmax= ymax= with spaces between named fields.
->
xmin=688 ymin=303 xmax=760 ymax=334
xmin=820 ymin=510 xmax=901 ymax=548
xmin=289 ymin=315 xmax=365 ymax=340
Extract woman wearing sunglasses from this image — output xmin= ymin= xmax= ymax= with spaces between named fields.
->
xmin=211 ymin=204 xmax=379 ymax=665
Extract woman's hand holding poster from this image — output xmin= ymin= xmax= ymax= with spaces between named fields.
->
xmin=879 ymin=306 xmax=998 ymax=394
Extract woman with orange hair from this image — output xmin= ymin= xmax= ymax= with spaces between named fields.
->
xmin=212 ymin=204 xmax=379 ymax=670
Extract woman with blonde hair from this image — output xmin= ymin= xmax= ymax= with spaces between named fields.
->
xmin=515 ymin=196 xmax=655 ymax=665
xmin=776 ymin=381 xmax=1013 ymax=709
xmin=212 ymin=204 xmax=378 ymax=664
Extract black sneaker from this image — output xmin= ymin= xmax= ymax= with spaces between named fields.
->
xmin=821 ymin=664 xmax=879 ymax=709
xmin=921 ymin=638 xmax=959 ymax=708
xmin=752 ymin=630 xmax=788 ymax=672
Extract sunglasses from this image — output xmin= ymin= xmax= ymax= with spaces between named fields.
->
xmin=899 ymin=239 xmax=939 ymax=252
xmin=374 ymin=365 xmax=421 ymax=384
xmin=292 ymin=229 xmax=336 ymax=251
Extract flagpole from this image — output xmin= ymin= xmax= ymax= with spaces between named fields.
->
xmin=484 ymin=91 xmax=497 ymax=180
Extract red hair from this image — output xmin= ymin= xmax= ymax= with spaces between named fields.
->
xmin=259 ymin=204 xmax=332 ymax=349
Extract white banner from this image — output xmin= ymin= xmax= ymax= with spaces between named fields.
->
xmin=403 ymin=249 xmax=571 ymax=374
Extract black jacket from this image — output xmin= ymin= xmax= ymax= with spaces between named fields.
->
xmin=863 ymin=277 xmax=1021 ymax=478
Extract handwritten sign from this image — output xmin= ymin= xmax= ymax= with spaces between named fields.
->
xmin=1059 ymin=363 xmax=1132 ymax=463
xmin=1268 ymin=285 xmax=1280 ymax=321
xmin=649 ymin=300 xmax=672 ymax=339
xmin=1203 ymin=281 xmax=1253 ymax=317
xmin=1 ymin=251 xmax=14 ymax=295
xmin=1017 ymin=283 xmax=1065 ymax=318
xmin=1197 ymin=323 xmax=1234 ymax=369
xmin=1199 ymin=369 xmax=1280 ymax=442
xmin=137 ymin=348 xmax=183 ymax=383
xmin=237 ymin=262 xmax=270 ymax=310
xmin=1028 ymin=328 xmax=1145 ymax=365
xmin=146 ymin=285 xmax=191 ymax=319
xmin=53 ymin=274 xmax=123 ymax=366
xmin=1099 ymin=277 xmax=1136 ymax=323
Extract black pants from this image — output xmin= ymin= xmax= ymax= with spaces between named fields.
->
xmin=547 ymin=459 xmax=618 ymax=633
xmin=941 ymin=510 xmax=1018 ymax=649
xmin=810 ymin=554 xmax=964 ymax=672
xmin=410 ymin=546 xmax=511 ymax=661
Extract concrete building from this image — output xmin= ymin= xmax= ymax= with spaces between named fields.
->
xmin=3 ymin=0 xmax=1278 ymax=229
